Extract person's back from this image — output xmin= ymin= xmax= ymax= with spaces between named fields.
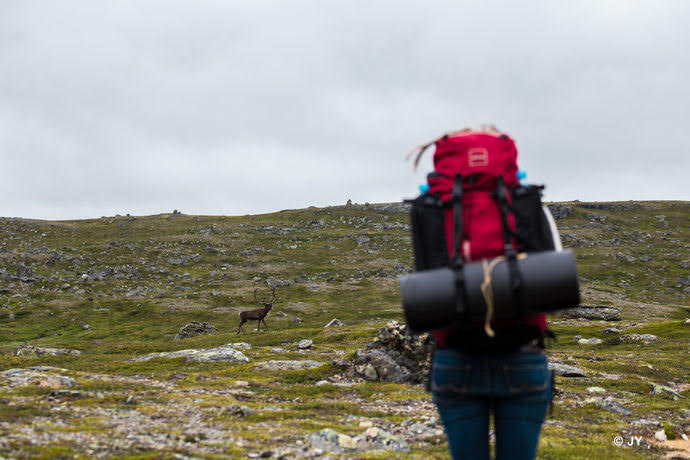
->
xmin=404 ymin=126 xmax=557 ymax=459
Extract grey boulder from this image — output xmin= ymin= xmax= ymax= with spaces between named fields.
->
xmin=257 ymin=360 xmax=325 ymax=371
xmin=578 ymin=338 xmax=603 ymax=345
xmin=174 ymin=321 xmax=218 ymax=340
xmin=297 ymin=339 xmax=313 ymax=349
xmin=324 ymin=318 xmax=343 ymax=328
xmin=16 ymin=345 xmax=81 ymax=357
xmin=548 ymin=362 xmax=587 ymax=377
xmin=0 ymin=368 xmax=75 ymax=388
xmin=128 ymin=344 xmax=249 ymax=363
xmin=560 ymin=306 xmax=621 ymax=321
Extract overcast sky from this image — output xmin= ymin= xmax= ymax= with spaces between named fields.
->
xmin=1 ymin=1 xmax=688 ymax=220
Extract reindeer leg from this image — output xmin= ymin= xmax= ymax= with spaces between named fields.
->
xmin=237 ymin=319 xmax=244 ymax=334
xmin=257 ymin=319 xmax=261 ymax=332
xmin=262 ymin=319 xmax=269 ymax=330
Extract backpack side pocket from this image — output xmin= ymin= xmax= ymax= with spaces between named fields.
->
xmin=409 ymin=193 xmax=449 ymax=271
xmin=511 ymin=185 xmax=555 ymax=253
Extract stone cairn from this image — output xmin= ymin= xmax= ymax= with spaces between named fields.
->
xmin=352 ymin=320 xmax=433 ymax=385
xmin=174 ymin=321 xmax=218 ymax=341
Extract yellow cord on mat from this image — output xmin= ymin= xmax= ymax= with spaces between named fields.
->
xmin=480 ymin=257 xmax=504 ymax=338
xmin=480 ymin=253 xmax=528 ymax=338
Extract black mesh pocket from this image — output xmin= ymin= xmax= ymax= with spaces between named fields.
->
xmin=409 ymin=193 xmax=449 ymax=271
xmin=511 ymin=185 xmax=555 ymax=253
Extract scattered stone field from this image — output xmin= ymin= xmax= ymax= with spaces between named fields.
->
xmin=0 ymin=200 xmax=688 ymax=459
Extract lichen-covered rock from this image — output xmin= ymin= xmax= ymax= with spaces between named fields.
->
xmin=0 ymin=368 xmax=75 ymax=388
xmin=654 ymin=429 xmax=668 ymax=442
xmin=560 ymin=306 xmax=622 ymax=321
xmin=352 ymin=320 xmax=432 ymax=384
xmin=361 ymin=427 xmax=409 ymax=453
xmin=578 ymin=338 xmax=603 ymax=345
xmin=297 ymin=339 xmax=313 ymax=349
xmin=127 ymin=344 xmax=249 ymax=363
xmin=324 ymin=318 xmax=343 ymax=328
xmin=620 ymin=333 xmax=657 ymax=343
xmin=548 ymin=362 xmax=587 ymax=377
xmin=173 ymin=321 xmax=218 ymax=340
xmin=256 ymin=360 xmax=324 ymax=371
xmin=16 ymin=345 xmax=82 ymax=357
xmin=192 ymin=346 xmax=249 ymax=363
xmin=309 ymin=428 xmax=351 ymax=454
xmin=650 ymin=383 xmax=683 ymax=400
xmin=586 ymin=397 xmax=632 ymax=415
xmin=308 ymin=427 xmax=409 ymax=455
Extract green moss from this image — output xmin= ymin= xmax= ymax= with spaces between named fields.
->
xmin=0 ymin=400 xmax=51 ymax=422
xmin=663 ymin=421 xmax=678 ymax=440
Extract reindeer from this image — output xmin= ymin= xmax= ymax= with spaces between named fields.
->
xmin=236 ymin=287 xmax=277 ymax=334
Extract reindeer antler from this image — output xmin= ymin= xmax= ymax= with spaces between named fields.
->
xmin=254 ymin=287 xmax=278 ymax=305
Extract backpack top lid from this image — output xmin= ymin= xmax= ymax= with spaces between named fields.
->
xmin=433 ymin=128 xmax=519 ymax=187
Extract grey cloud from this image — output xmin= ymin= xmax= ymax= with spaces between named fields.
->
xmin=1 ymin=0 xmax=688 ymax=219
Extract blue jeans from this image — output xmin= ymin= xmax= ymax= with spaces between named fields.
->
xmin=431 ymin=348 xmax=551 ymax=460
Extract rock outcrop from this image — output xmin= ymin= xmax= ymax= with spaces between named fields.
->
xmin=547 ymin=204 xmax=573 ymax=220
xmin=173 ymin=321 xmax=218 ymax=340
xmin=352 ymin=321 xmax=433 ymax=384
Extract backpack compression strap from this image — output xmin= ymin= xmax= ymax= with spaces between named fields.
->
xmin=451 ymin=174 xmax=467 ymax=319
xmin=495 ymin=175 xmax=525 ymax=317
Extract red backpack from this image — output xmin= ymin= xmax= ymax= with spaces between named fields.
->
xmin=408 ymin=127 xmax=556 ymax=351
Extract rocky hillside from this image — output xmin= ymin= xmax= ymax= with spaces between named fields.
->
xmin=0 ymin=201 xmax=688 ymax=459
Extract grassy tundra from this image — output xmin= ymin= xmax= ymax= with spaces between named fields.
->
xmin=0 ymin=201 xmax=688 ymax=458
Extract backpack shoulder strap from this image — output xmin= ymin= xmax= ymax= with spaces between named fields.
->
xmin=494 ymin=175 xmax=525 ymax=317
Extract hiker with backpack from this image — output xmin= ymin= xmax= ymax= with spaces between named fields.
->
xmin=400 ymin=126 xmax=579 ymax=460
